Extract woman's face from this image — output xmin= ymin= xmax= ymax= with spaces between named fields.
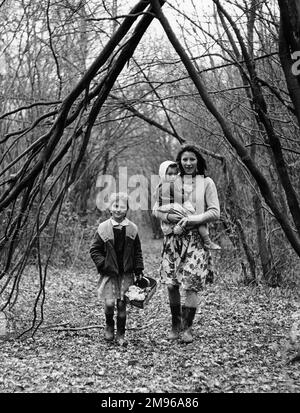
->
xmin=180 ymin=151 xmax=198 ymax=175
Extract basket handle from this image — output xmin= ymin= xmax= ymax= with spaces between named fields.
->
xmin=143 ymin=277 xmax=150 ymax=287
xmin=135 ymin=276 xmax=150 ymax=288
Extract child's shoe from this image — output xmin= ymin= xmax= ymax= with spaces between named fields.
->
xmin=104 ymin=312 xmax=114 ymax=341
xmin=203 ymin=240 xmax=221 ymax=250
xmin=115 ymin=333 xmax=128 ymax=347
xmin=104 ymin=324 xmax=114 ymax=341
xmin=167 ymin=327 xmax=180 ymax=340
xmin=116 ymin=316 xmax=127 ymax=346
xmin=181 ymin=327 xmax=193 ymax=343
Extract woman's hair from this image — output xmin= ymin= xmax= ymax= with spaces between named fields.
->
xmin=176 ymin=145 xmax=207 ymax=176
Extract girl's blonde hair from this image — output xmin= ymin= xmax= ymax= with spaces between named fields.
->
xmin=108 ymin=192 xmax=129 ymax=209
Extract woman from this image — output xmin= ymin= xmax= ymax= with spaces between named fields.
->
xmin=153 ymin=145 xmax=220 ymax=343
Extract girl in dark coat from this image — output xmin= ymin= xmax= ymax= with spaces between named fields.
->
xmin=90 ymin=192 xmax=144 ymax=345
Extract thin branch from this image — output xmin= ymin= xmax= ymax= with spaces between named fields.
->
xmin=0 ymin=101 xmax=61 ymax=120
xmin=46 ymin=0 xmax=63 ymax=98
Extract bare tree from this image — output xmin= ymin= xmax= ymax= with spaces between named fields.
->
xmin=1 ymin=0 xmax=300 ymax=335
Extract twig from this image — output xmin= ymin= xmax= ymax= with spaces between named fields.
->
xmin=38 ymin=322 xmax=70 ymax=330
xmin=45 ymin=316 xmax=166 ymax=333
xmin=51 ymin=324 xmax=103 ymax=332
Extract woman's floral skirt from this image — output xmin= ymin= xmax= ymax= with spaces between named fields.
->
xmin=160 ymin=229 xmax=214 ymax=292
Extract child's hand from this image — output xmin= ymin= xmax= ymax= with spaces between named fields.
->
xmin=177 ymin=217 xmax=188 ymax=228
xmin=135 ymin=272 xmax=143 ymax=282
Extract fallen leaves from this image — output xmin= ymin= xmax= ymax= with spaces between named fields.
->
xmin=0 ymin=239 xmax=299 ymax=393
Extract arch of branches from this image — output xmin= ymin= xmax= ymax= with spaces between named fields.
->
xmin=0 ymin=0 xmax=299 ymax=336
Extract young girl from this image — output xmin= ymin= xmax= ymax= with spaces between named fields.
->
xmin=90 ymin=192 xmax=144 ymax=345
xmin=154 ymin=160 xmax=220 ymax=250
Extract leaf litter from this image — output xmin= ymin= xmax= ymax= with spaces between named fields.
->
xmin=0 ymin=239 xmax=299 ymax=393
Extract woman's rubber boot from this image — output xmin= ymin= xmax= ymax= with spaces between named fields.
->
xmin=104 ymin=310 xmax=114 ymax=342
xmin=116 ymin=315 xmax=127 ymax=347
xmin=168 ymin=304 xmax=181 ymax=340
xmin=181 ymin=306 xmax=196 ymax=343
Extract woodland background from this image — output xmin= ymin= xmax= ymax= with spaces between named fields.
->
xmin=0 ymin=0 xmax=299 ymax=393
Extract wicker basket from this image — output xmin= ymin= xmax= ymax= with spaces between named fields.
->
xmin=125 ymin=276 xmax=157 ymax=309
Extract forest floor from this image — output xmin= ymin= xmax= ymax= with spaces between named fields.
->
xmin=0 ymin=238 xmax=299 ymax=394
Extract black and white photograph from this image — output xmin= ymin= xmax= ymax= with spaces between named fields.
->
xmin=0 ymin=0 xmax=299 ymax=398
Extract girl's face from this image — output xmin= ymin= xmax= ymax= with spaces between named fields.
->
xmin=110 ymin=200 xmax=127 ymax=222
xmin=180 ymin=151 xmax=198 ymax=175
xmin=165 ymin=165 xmax=178 ymax=181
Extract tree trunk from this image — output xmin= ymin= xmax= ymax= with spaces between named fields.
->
xmin=278 ymin=19 xmax=300 ymax=128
